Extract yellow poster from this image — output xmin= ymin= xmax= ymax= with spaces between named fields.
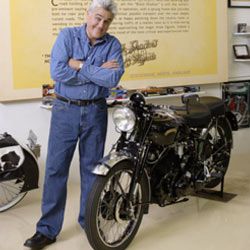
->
xmin=110 ymin=0 xmax=218 ymax=87
xmin=0 ymin=0 xmax=228 ymax=100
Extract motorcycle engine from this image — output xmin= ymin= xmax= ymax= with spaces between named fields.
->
xmin=150 ymin=147 xmax=192 ymax=207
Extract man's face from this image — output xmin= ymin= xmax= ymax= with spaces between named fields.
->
xmin=86 ymin=7 xmax=114 ymax=44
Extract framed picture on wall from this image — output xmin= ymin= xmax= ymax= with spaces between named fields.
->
xmin=233 ymin=44 xmax=250 ymax=59
xmin=228 ymin=0 xmax=250 ymax=7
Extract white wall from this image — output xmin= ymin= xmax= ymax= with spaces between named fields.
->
xmin=228 ymin=8 xmax=250 ymax=81
xmin=0 ymin=101 xmax=51 ymax=184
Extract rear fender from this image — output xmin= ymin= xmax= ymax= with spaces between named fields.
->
xmin=20 ymin=148 xmax=39 ymax=192
xmin=225 ymin=111 xmax=238 ymax=131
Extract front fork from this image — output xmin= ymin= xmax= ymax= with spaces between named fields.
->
xmin=116 ymin=131 xmax=148 ymax=199
xmin=126 ymin=144 xmax=150 ymax=211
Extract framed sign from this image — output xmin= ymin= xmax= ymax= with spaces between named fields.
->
xmin=228 ymin=0 xmax=250 ymax=7
xmin=233 ymin=45 xmax=250 ymax=59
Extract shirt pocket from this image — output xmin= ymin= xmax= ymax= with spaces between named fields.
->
xmin=92 ymin=56 xmax=105 ymax=67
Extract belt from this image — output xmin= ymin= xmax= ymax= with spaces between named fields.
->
xmin=56 ymin=95 xmax=104 ymax=106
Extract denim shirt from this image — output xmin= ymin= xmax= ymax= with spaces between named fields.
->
xmin=50 ymin=24 xmax=125 ymax=100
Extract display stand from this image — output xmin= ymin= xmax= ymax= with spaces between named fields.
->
xmin=194 ymin=178 xmax=237 ymax=202
xmin=199 ymin=177 xmax=224 ymax=199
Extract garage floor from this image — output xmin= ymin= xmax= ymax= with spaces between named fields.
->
xmin=0 ymin=127 xmax=250 ymax=250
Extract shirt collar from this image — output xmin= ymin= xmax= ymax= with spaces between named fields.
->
xmin=74 ymin=24 xmax=109 ymax=45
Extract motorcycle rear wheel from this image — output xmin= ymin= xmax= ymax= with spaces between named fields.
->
xmin=0 ymin=178 xmax=27 ymax=212
xmin=202 ymin=117 xmax=232 ymax=188
xmin=85 ymin=161 xmax=147 ymax=250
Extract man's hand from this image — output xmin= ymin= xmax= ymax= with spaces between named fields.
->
xmin=101 ymin=60 xmax=119 ymax=69
xmin=68 ymin=58 xmax=83 ymax=71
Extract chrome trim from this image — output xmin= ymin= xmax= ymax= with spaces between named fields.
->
xmin=92 ymin=152 xmax=132 ymax=176
xmin=21 ymin=143 xmax=40 ymax=165
xmin=92 ymin=151 xmax=152 ymax=206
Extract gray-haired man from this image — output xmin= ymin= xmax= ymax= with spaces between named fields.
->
xmin=24 ymin=0 xmax=124 ymax=248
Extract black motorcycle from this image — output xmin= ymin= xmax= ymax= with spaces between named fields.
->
xmin=85 ymin=93 xmax=238 ymax=250
xmin=0 ymin=130 xmax=40 ymax=212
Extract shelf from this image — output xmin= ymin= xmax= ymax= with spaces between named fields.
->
xmin=234 ymin=59 xmax=250 ymax=62
xmin=228 ymin=76 xmax=250 ymax=81
xmin=144 ymin=91 xmax=205 ymax=100
xmin=233 ymin=32 xmax=250 ymax=36
xmin=40 ymin=91 xmax=206 ymax=110
xmin=107 ymin=91 xmax=206 ymax=105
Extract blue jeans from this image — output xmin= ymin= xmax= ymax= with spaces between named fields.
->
xmin=36 ymin=98 xmax=107 ymax=239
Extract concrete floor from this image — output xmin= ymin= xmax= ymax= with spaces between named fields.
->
xmin=0 ymin=127 xmax=250 ymax=250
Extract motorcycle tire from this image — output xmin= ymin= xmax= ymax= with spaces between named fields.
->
xmin=0 ymin=179 xmax=27 ymax=212
xmin=202 ymin=117 xmax=233 ymax=188
xmin=85 ymin=160 xmax=148 ymax=250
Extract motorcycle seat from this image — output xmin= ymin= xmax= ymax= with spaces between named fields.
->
xmin=199 ymin=96 xmax=225 ymax=116
xmin=173 ymin=103 xmax=211 ymax=127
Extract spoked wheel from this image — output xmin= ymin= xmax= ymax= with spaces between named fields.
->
xmin=201 ymin=118 xmax=232 ymax=188
xmin=0 ymin=178 xmax=27 ymax=212
xmin=85 ymin=161 xmax=147 ymax=250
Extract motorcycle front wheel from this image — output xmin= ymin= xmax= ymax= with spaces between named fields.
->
xmin=0 ymin=178 xmax=27 ymax=212
xmin=85 ymin=161 xmax=147 ymax=250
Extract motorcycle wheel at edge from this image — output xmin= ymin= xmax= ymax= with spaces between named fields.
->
xmin=0 ymin=147 xmax=39 ymax=212
xmin=85 ymin=161 xmax=148 ymax=250
xmin=0 ymin=178 xmax=27 ymax=212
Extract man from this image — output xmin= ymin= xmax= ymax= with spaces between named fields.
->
xmin=24 ymin=0 xmax=124 ymax=248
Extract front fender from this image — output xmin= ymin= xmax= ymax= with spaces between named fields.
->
xmin=92 ymin=151 xmax=151 ymax=213
xmin=92 ymin=151 xmax=133 ymax=176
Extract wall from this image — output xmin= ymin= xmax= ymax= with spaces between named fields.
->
xmin=228 ymin=8 xmax=250 ymax=81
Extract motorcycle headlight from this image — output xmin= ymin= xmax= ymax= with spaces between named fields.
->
xmin=112 ymin=106 xmax=136 ymax=132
